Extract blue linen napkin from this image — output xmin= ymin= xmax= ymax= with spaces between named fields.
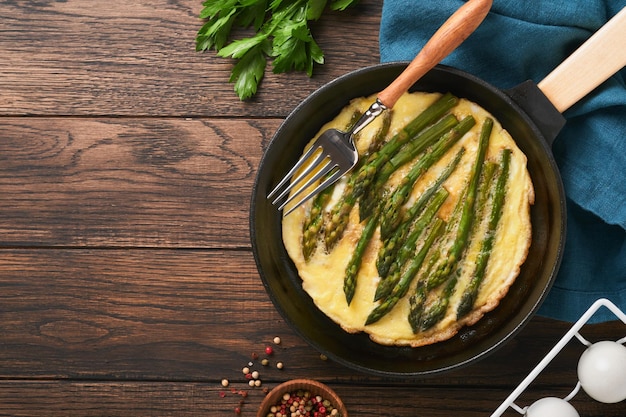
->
xmin=379 ymin=0 xmax=626 ymax=323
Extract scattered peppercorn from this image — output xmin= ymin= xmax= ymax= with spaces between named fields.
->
xmin=218 ymin=335 xmax=290 ymax=415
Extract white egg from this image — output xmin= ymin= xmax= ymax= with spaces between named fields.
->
xmin=525 ymin=397 xmax=579 ymax=417
xmin=577 ymin=340 xmax=626 ymax=403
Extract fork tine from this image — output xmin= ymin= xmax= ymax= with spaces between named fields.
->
xmin=270 ymin=149 xmax=327 ymax=204
xmin=275 ymin=157 xmax=336 ymax=209
xmin=280 ymin=167 xmax=345 ymax=217
xmin=267 ymin=143 xmax=321 ymax=200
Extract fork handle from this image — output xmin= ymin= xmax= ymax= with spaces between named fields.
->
xmin=377 ymin=0 xmax=493 ymax=109
xmin=351 ymin=99 xmax=387 ymax=135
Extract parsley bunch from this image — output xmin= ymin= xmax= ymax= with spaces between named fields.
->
xmin=196 ymin=0 xmax=359 ymax=100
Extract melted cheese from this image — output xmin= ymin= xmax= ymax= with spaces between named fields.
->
xmin=282 ymin=92 xmax=534 ymax=347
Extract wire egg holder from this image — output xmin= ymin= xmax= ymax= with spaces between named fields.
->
xmin=491 ymin=298 xmax=626 ymax=417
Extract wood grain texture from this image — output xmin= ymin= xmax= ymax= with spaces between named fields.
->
xmin=0 ymin=0 xmax=624 ymax=415
xmin=0 ymin=0 xmax=381 ymax=117
xmin=0 ymin=249 xmax=622 ymax=383
xmin=0 ymin=382 xmax=624 ymax=416
xmin=0 ymin=117 xmax=273 ymax=247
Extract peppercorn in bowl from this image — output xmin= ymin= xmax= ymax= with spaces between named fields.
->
xmin=257 ymin=379 xmax=347 ymax=417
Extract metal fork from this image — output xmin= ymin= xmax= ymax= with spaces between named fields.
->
xmin=268 ymin=0 xmax=493 ymax=216
xmin=267 ymin=100 xmax=386 ymax=216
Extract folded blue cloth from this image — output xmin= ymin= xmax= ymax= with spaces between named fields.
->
xmin=379 ymin=0 xmax=626 ymax=323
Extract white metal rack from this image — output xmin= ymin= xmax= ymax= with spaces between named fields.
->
xmin=491 ymin=298 xmax=626 ymax=416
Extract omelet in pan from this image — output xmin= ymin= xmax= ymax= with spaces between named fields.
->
xmin=282 ymin=91 xmax=534 ymax=347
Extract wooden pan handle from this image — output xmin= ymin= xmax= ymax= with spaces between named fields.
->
xmin=537 ymin=7 xmax=626 ymax=113
xmin=377 ymin=0 xmax=493 ymax=109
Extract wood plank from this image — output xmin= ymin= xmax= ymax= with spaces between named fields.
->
xmin=1 ymin=249 xmax=623 ymax=386
xmin=0 ymin=117 xmax=274 ymax=248
xmin=0 ymin=382 xmax=623 ymax=416
xmin=0 ymin=0 xmax=382 ymax=117
xmin=4 ymin=1 xmax=624 ymax=415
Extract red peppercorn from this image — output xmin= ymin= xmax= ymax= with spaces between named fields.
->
xmin=234 ymin=406 xmax=241 ymax=414
xmin=265 ymin=346 xmax=273 ymax=355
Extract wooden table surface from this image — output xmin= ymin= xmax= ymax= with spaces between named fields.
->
xmin=1 ymin=1 xmax=624 ymax=416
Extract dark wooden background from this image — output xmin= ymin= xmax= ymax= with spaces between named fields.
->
xmin=0 ymin=0 xmax=624 ymax=415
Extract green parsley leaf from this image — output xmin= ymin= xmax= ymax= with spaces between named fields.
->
xmin=229 ymin=42 xmax=269 ymax=100
xmin=330 ymin=0 xmax=359 ymax=11
xmin=196 ymin=9 xmax=237 ymax=51
xmin=218 ymin=32 xmax=269 ymax=59
xmin=195 ymin=0 xmax=360 ymax=100
xmin=307 ymin=0 xmax=328 ymax=20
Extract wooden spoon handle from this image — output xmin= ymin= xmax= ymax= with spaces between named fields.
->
xmin=537 ymin=7 xmax=626 ymax=113
xmin=377 ymin=0 xmax=493 ymax=109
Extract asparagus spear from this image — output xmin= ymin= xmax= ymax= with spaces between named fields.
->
xmin=359 ymin=114 xmax=459 ymax=220
xmin=407 ymin=251 xmax=440 ymax=332
xmin=302 ymin=187 xmax=332 ymax=261
xmin=376 ymin=146 xmax=466 ymax=278
xmin=412 ymin=118 xmax=494 ymax=331
xmin=374 ymin=188 xmax=449 ymax=301
xmin=424 ymin=119 xmax=493 ymax=286
xmin=416 ymin=275 xmax=457 ymax=331
xmin=407 ymin=163 xmax=496 ymax=331
xmin=401 ymin=146 xmax=465 ymax=228
xmin=344 ymin=211 xmax=380 ymax=305
xmin=324 ymin=111 xmax=392 ymax=251
xmin=352 ymin=93 xmax=459 ymax=216
xmin=379 ymin=116 xmax=475 ymax=238
xmin=379 ymin=114 xmax=459 ymax=181
xmin=365 ymin=218 xmax=445 ymax=325
xmin=411 ymin=161 xmax=496 ymax=329
xmin=457 ymin=149 xmax=511 ymax=318
xmin=366 ymin=108 xmax=392 ymax=156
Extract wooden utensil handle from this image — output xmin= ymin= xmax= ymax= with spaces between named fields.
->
xmin=377 ymin=0 xmax=493 ymax=109
xmin=537 ymin=7 xmax=626 ymax=113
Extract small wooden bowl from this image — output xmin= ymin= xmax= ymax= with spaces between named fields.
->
xmin=256 ymin=379 xmax=348 ymax=417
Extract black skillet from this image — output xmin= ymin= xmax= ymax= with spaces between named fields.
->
xmin=250 ymin=9 xmax=626 ymax=377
